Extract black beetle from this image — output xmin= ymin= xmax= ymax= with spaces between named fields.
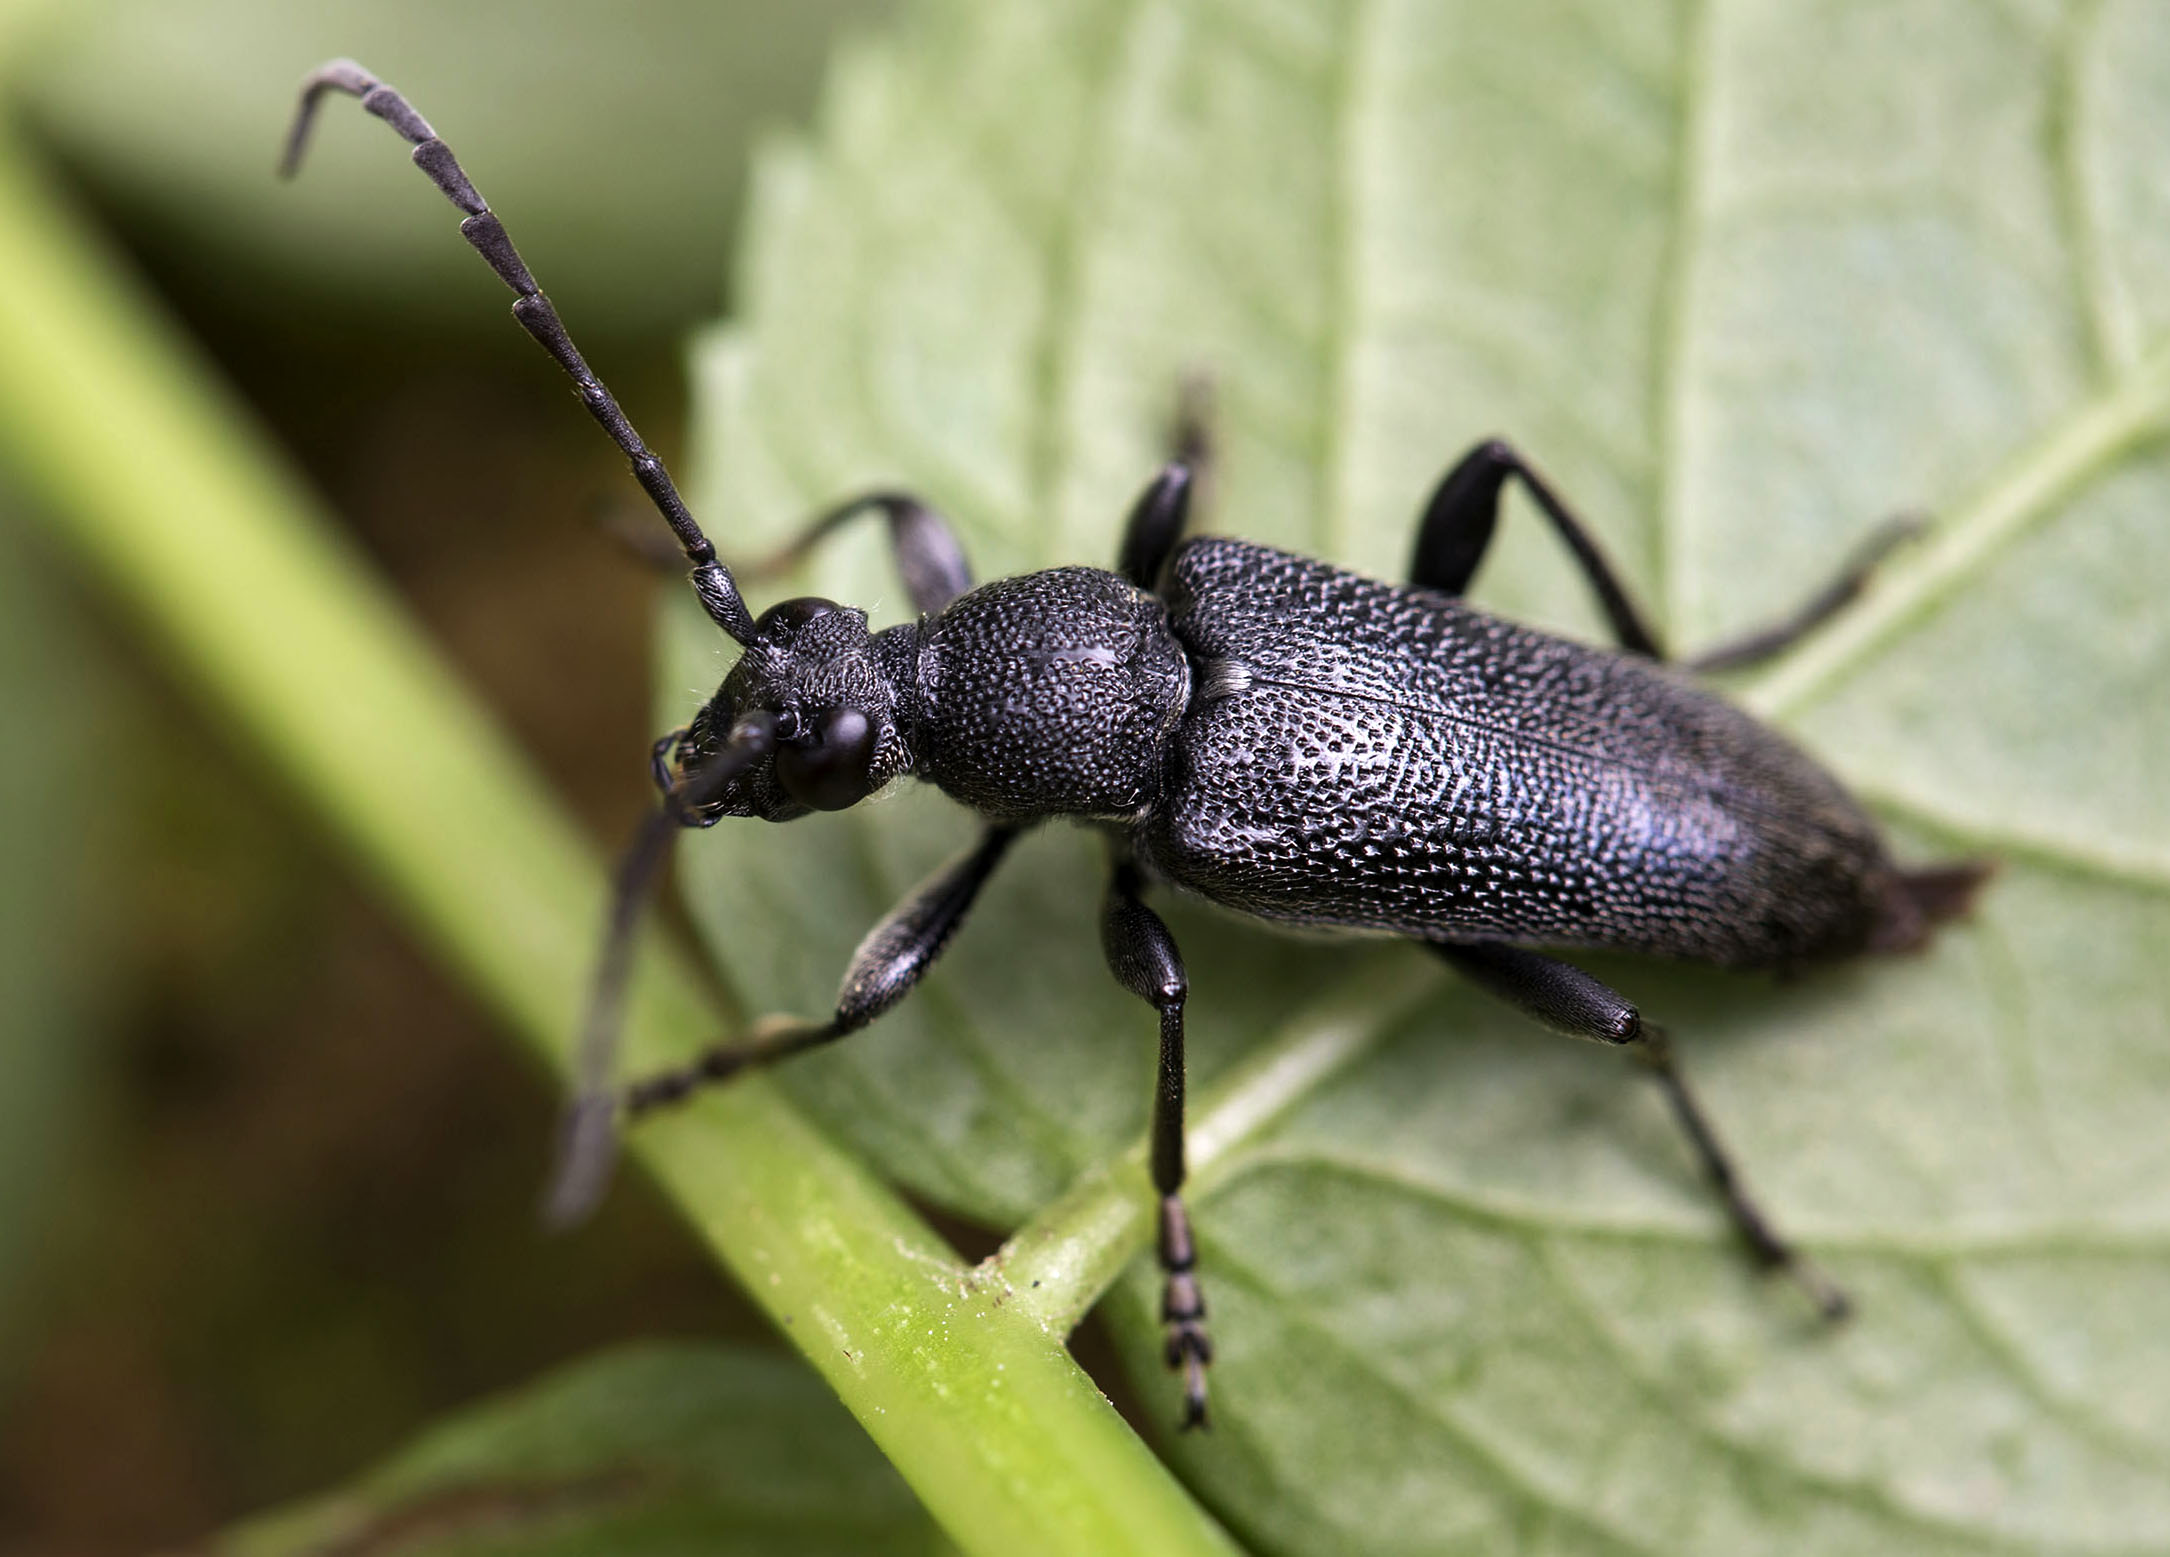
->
xmin=284 ymin=61 xmax=1990 ymax=1431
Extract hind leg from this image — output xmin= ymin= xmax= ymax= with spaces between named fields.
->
xmin=1101 ymin=848 xmax=1212 ymax=1429
xmin=1408 ymin=440 xmax=1926 ymax=672
xmin=1427 ymin=939 xmax=1850 ymax=1319
xmin=1685 ymin=517 xmax=1924 ymax=673
xmin=1408 ymin=439 xmax=1666 ymax=657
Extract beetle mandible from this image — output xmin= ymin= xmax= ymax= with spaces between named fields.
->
xmin=283 ymin=60 xmax=1991 ymax=1431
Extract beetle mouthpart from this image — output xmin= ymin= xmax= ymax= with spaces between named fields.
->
xmin=650 ymin=727 xmax=688 ymax=796
xmin=665 ymin=736 xmax=730 ymax=828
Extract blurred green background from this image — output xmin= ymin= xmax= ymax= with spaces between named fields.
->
xmin=0 ymin=3 xmax=893 ymax=1549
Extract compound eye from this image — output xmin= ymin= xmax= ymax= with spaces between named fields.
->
xmin=753 ymin=596 xmax=840 ymax=641
xmin=773 ymin=706 xmax=877 ymax=811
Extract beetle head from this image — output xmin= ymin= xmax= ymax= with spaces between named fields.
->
xmin=662 ymin=596 xmax=908 ymax=823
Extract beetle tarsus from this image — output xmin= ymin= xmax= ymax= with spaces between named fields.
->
xmin=1161 ymin=1195 xmax=1213 ymax=1430
xmin=1630 ymin=1025 xmax=1856 ymax=1321
xmin=1686 ymin=512 xmax=1932 ymax=674
xmin=541 ymin=1090 xmax=621 ymax=1230
xmin=1791 ymin=1257 xmax=1855 ymax=1325
xmin=621 ymin=1015 xmax=832 ymax=1116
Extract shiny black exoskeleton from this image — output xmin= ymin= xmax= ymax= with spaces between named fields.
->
xmin=286 ymin=62 xmax=1990 ymax=1432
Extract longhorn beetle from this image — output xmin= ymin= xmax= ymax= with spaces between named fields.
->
xmin=284 ymin=60 xmax=1991 ymax=1431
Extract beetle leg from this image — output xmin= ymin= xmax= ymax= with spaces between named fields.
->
xmin=746 ymin=491 xmax=976 ymax=616
xmin=545 ymin=823 xmax=1021 ymax=1223
xmin=1169 ymin=371 xmax=1216 ymax=482
xmin=1116 ymin=464 xmax=1197 ymax=594
xmin=1116 ymin=378 xmax=1216 ymax=592
xmin=1427 ymin=940 xmax=1850 ymax=1320
xmin=1101 ymin=852 xmax=1211 ymax=1429
xmin=1684 ymin=515 xmax=1926 ymax=673
xmin=630 ymin=822 xmax=1020 ymax=1108
xmin=1409 ymin=439 xmax=1666 ymax=659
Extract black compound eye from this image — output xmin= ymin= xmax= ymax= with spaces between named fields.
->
xmin=773 ymin=706 xmax=877 ymax=811
xmin=753 ymin=596 xmax=840 ymax=641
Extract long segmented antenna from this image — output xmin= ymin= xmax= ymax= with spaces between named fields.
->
xmin=543 ymin=713 xmax=780 ymax=1227
xmin=281 ymin=59 xmax=757 ymax=644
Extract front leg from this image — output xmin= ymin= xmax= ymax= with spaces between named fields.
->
xmin=548 ymin=824 xmax=1021 ymax=1222
xmin=601 ymin=487 xmax=975 ymax=617
xmin=749 ymin=490 xmax=975 ymax=616
xmin=1100 ymin=852 xmax=1212 ymax=1429
xmin=627 ymin=823 xmax=1023 ymax=1108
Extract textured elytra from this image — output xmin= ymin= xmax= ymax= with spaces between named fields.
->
xmin=703 ymin=530 xmax=1898 ymax=967
xmin=666 ymin=0 xmax=2170 ymax=1552
xmin=1146 ymin=538 xmax=1888 ymax=963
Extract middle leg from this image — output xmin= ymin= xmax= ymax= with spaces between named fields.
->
xmin=1115 ymin=376 xmax=1216 ymax=591
xmin=1100 ymin=848 xmax=1212 ymax=1428
xmin=1115 ymin=463 xmax=1197 ymax=594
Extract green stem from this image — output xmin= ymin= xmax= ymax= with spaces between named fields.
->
xmin=0 ymin=132 xmax=1232 ymax=1557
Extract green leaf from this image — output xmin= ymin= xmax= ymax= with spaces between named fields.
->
xmin=668 ymin=1 xmax=2170 ymax=1551
xmin=222 ymin=1343 xmax=953 ymax=1557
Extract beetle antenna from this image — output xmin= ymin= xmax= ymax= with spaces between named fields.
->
xmin=281 ymin=60 xmax=757 ymax=645
xmin=544 ymin=713 xmax=779 ymax=1227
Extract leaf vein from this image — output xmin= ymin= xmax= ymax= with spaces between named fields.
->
xmin=2048 ymin=0 xmax=2135 ymax=378
xmin=1315 ymin=0 xmax=1384 ymax=560
xmin=1928 ymin=1260 xmax=2170 ymax=1471
xmin=1200 ymin=1244 xmax=1662 ymax=1557
xmin=1854 ymin=780 xmax=2170 ymax=897
xmin=1233 ymin=1146 xmax=2170 ymax=1259
xmin=1742 ymin=344 xmax=2170 ymax=719
xmin=1023 ymin=0 xmax=1148 ymax=570
xmin=1531 ymin=1239 xmax=2152 ymax=1555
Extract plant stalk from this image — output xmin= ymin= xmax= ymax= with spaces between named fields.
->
xmin=0 ymin=131 xmax=1232 ymax=1557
